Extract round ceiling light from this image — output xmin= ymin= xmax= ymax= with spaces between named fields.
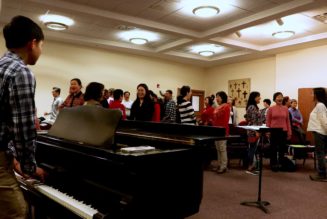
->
xmin=198 ymin=51 xmax=215 ymax=57
xmin=129 ymin=38 xmax=148 ymax=45
xmin=44 ymin=22 xmax=68 ymax=31
xmin=192 ymin=6 xmax=220 ymax=18
xmin=39 ymin=14 xmax=74 ymax=31
xmin=272 ymin=30 xmax=295 ymax=39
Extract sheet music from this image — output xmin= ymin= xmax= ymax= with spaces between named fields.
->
xmin=237 ymin=125 xmax=268 ymax=131
xmin=121 ymin=146 xmax=156 ymax=153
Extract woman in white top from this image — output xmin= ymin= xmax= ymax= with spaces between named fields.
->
xmin=228 ymin=96 xmax=238 ymax=126
xmin=307 ymin=87 xmax=327 ymax=181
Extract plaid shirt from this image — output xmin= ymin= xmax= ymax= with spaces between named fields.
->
xmin=162 ymin=100 xmax=176 ymax=122
xmin=0 ymin=51 xmax=37 ymax=175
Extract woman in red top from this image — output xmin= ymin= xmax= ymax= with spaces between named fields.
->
xmin=266 ymin=92 xmax=291 ymax=171
xmin=200 ymin=95 xmax=215 ymax=126
xmin=149 ymin=90 xmax=161 ymax=122
xmin=212 ymin=91 xmax=230 ymax=174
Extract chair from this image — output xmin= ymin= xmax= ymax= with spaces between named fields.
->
xmin=227 ymin=123 xmax=248 ymax=168
xmin=288 ymin=144 xmax=316 ymax=169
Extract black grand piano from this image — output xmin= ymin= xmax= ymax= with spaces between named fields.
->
xmin=19 ymin=106 xmax=225 ymax=219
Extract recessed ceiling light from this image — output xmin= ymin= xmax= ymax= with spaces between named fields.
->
xmin=198 ymin=51 xmax=215 ymax=57
xmin=44 ymin=22 xmax=68 ymax=31
xmin=118 ymin=29 xmax=159 ymax=45
xmin=272 ymin=30 xmax=295 ymax=39
xmin=192 ymin=6 xmax=219 ymax=18
xmin=191 ymin=44 xmax=224 ymax=57
xmin=129 ymin=38 xmax=148 ymax=45
xmin=39 ymin=14 xmax=74 ymax=31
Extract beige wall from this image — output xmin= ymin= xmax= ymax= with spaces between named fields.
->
xmin=276 ymin=45 xmax=327 ymax=100
xmin=1 ymin=36 xmax=326 ymax=120
xmin=0 ymin=39 xmax=205 ymax=116
xmin=206 ymin=57 xmax=276 ymax=123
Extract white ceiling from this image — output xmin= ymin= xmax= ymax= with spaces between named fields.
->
xmin=1 ymin=0 xmax=327 ymax=67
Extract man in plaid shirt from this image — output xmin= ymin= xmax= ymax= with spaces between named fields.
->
xmin=162 ymin=90 xmax=176 ymax=123
xmin=0 ymin=16 xmax=46 ymax=218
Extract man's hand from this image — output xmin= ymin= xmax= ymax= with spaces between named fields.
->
xmin=34 ymin=167 xmax=47 ymax=182
xmin=14 ymin=159 xmax=47 ymax=182
xmin=13 ymin=158 xmax=30 ymax=179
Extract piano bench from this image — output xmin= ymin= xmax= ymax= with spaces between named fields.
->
xmin=227 ymin=142 xmax=248 ymax=168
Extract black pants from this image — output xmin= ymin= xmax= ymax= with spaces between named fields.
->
xmin=269 ymin=130 xmax=287 ymax=169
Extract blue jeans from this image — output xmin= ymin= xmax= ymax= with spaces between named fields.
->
xmin=312 ymin=132 xmax=327 ymax=176
xmin=247 ymin=142 xmax=257 ymax=167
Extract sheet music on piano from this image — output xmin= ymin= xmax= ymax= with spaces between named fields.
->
xmin=120 ymin=146 xmax=155 ymax=154
xmin=237 ymin=125 xmax=268 ymax=131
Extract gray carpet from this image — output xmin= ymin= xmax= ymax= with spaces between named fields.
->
xmin=187 ymin=159 xmax=327 ymax=219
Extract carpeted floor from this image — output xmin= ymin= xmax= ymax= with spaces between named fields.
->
xmin=187 ymin=158 xmax=327 ymax=219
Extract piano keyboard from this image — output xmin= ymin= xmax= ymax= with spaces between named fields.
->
xmin=35 ymin=184 xmax=99 ymax=219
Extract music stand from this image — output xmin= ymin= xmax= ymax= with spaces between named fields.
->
xmin=238 ymin=126 xmax=275 ymax=214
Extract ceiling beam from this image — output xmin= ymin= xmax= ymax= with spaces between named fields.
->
xmin=261 ymin=32 xmax=327 ymax=51
xmin=210 ymin=51 xmax=254 ymax=61
xmin=155 ymin=38 xmax=193 ymax=53
xmin=163 ymin=51 xmax=209 ymax=61
xmin=29 ymin=0 xmax=199 ymax=38
xmin=209 ymin=37 xmax=261 ymax=51
xmin=200 ymin=0 xmax=318 ymax=39
xmin=44 ymin=30 xmax=154 ymax=52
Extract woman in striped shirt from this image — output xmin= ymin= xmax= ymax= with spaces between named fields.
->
xmin=177 ymin=86 xmax=196 ymax=125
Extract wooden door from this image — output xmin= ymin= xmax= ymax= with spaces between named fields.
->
xmin=298 ymin=88 xmax=315 ymax=144
xmin=191 ymin=89 xmax=205 ymax=120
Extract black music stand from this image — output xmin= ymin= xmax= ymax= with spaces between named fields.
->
xmin=238 ymin=126 xmax=273 ymax=214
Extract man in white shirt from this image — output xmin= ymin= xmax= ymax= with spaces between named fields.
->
xmin=122 ymin=91 xmax=133 ymax=118
xmin=107 ymin=88 xmax=115 ymax=105
xmin=43 ymin=87 xmax=63 ymax=125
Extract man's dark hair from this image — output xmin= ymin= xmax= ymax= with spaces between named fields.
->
xmin=3 ymin=15 xmax=44 ymax=49
xmin=313 ymin=87 xmax=327 ymax=107
xmin=84 ymin=82 xmax=104 ymax=102
xmin=52 ymin=87 xmax=61 ymax=95
xmin=177 ymin=86 xmax=191 ymax=104
xmin=263 ymin=98 xmax=271 ymax=106
xmin=123 ymin=91 xmax=130 ymax=96
xmin=166 ymin=90 xmax=173 ymax=95
xmin=113 ymin=89 xmax=123 ymax=100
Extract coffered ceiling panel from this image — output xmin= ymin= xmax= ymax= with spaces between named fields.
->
xmin=0 ymin=0 xmax=326 ymax=67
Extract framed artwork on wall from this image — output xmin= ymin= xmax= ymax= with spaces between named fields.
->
xmin=228 ymin=78 xmax=251 ymax=108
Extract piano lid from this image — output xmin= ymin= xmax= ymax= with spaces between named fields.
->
xmin=48 ymin=106 xmax=122 ymax=148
